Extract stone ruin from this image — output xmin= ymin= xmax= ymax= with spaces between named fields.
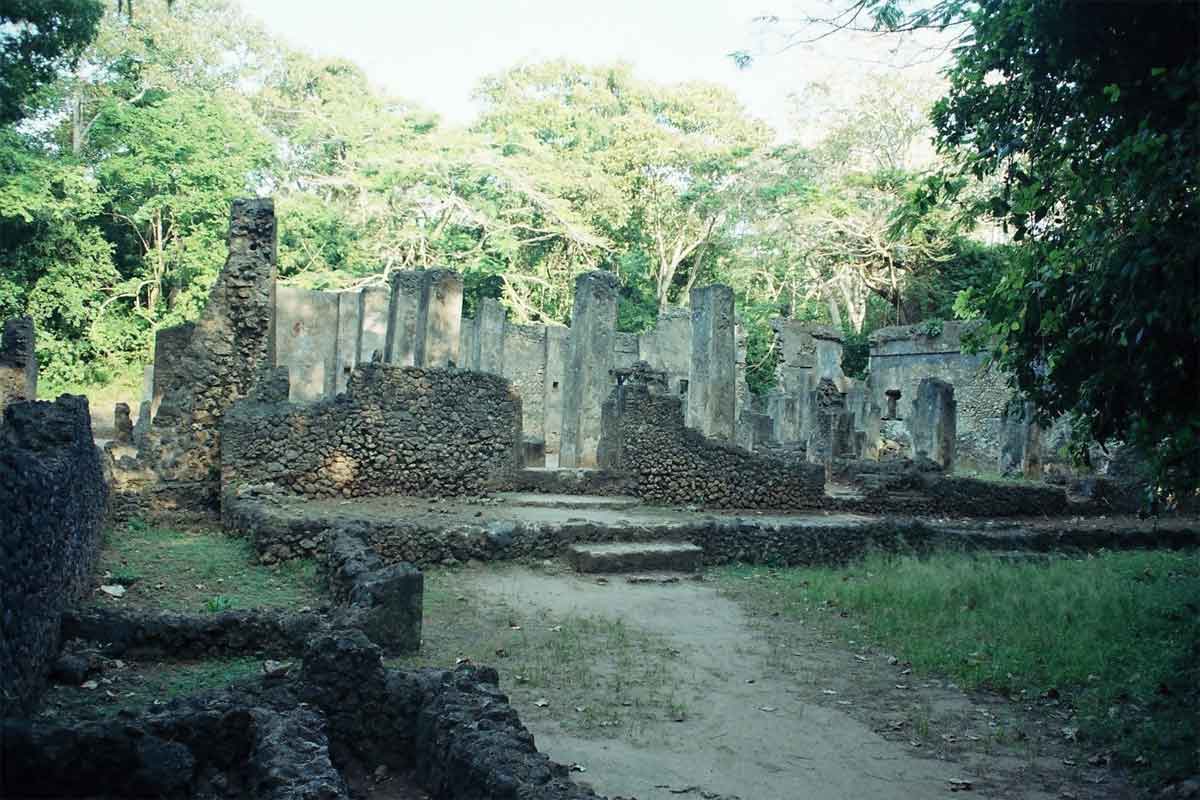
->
xmin=0 ymin=315 xmax=37 ymax=411
xmin=2 ymin=195 xmax=1190 ymax=799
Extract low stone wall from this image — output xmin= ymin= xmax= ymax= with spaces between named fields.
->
xmin=221 ymin=364 xmax=522 ymax=500
xmin=598 ymin=379 xmax=826 ymax=509
xmin=0 ymin=395 xmax=107 ymax=717
xmin=839 ymin=458 xmax=1072 ymax=516
xmin=4 ymin=632 xmax=603 ymax=800
xmin=223 ymin=490 xmax=1199 ymax=569
xmin=61 ymin=607 xmax=330 ymax=660
xmin=324 ymin=529 xmax=423 ymax=654
xmin=509 ymin=467 xmax=638 ymax=496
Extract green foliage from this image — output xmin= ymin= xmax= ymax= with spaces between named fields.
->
xmin=933 ymin=0 xmax=1200 ymax=495
xmin=0 ymin=0 xmax=103 ymax=123
xmin=718 ymin=550 xmax=1200 ymax=786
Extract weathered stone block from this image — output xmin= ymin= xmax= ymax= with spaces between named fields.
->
xmin=559 ymin=271 xmax=618 ymax=468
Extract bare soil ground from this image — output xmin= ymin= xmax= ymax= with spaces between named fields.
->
xmin=445 ymin=565 xmax=1134 ymax=800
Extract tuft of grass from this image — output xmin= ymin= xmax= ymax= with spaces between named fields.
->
xmin=389 ymin=568 xmax=690 ymax=741
xmin=715 ymin=550 xmax=1200 ymax=786
xmin=96 ymin=520 xmax=320 ymax=613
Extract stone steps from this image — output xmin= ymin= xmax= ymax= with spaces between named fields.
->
xmin=566 ymin=542 xmax=704 ymax=574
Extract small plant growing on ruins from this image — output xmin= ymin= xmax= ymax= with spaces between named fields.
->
xmin=205 ymin=595 xmax=234 ymax=613
xmin=916 ymin=319 xmax=944 ymax=338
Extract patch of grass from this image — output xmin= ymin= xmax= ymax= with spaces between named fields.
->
xmin=714 ymin=551 xmax=1200 ymax=786
xmin=389 ymin=568 xmax=690 ymax=741
xmin=95 ymin=520 xmax=321 ymax=613
xmin=37 ymin=657 xmax=261 ymax=722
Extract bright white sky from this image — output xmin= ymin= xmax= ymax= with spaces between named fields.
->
xmin=236 ymin=0 xmax=945 ymax=138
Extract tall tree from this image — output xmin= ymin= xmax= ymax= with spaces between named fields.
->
xmin=0 ymin=0 xmax=102 ymax=123
xmin=932 ymin=1 xmax=1200 ymax=494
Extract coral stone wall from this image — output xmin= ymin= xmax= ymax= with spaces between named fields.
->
xmin=139 ymin=199 xmax=277 ymax=503
xmin=599 ymin=379 xmax=826 ymax=509
xmin=0 ymin=395 xmax=107 ymax=716
xmin=222 ymin=364 xmax=522 ymax=500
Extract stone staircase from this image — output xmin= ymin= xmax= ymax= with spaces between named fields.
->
xmin=566 ymin=542 xmax=704 ymax=574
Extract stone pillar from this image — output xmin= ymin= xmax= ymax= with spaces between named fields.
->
xmin=0 ymin=316 xmax=37 ymax=410
xmin=473 ymin=298 xmax=506 ymax=375
xmin=1000 ymin=400 xmax=1042 ymax=478
xmin=734 ymin=319 xmax=755 ymax=451
xmin=384 ymin=271 xmax=423 ymax=366
xmin=113 ymin=403 xmax=133 ymax=444
xmin=358 ymin=286 xmax=390 ymax=364
xmin=543 ymin=325 xmax=569 ymax=467
xmin=333 ymin=290 xmax=362 ymax=395
xmin=414 ymin=269 xmax=462 ymax=367
xmin=686 ymin=285 xmax=736 ymax=442
xmin=559 ymin=270 xmax=619 ymax=468
xmin=274 ymin=286 xmax=339 ymax=402
xmin=807 ymin=378 xmax=846 ymax=478
xmin=910 ymin=377 xmax=957 ymax=470
xmin=884 ymin=389 xmax=902 ymax=420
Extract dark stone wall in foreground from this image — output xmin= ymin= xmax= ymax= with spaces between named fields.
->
xmin=0 ymin=395 xmax=107 ymax=717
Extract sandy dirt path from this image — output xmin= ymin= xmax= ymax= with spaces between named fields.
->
xmin=462 ymin=568 xmax=1102 ymax=800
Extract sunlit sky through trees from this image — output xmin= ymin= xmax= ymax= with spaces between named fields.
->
xmin=236 ymin=0 xmax=948 ymax=140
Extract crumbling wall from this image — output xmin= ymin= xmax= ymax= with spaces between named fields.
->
xmin=0 ymin=395 xmax=107 ymax=716
xmin=138 ymin=199 xmax=278 ymax=504
xmin=3 ymin=634 xmax=603 ymax=800
xmin=0 ymin=316 xmax=37 ymax=411
xmin=868 ymin=322 xmax=1009 ymax=469
xmin=221 ymin=364 xmax=522 ymax=500
xmin=599 ymin=370 xmax=825 ymax=509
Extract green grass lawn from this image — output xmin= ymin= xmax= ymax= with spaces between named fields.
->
xmin=715 ymin=550 xmax=1200 ymax=786
xmin=94 ymin=519 xmax=321 ymax=613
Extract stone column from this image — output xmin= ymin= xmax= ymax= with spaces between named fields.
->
xmin=274 ymin=286 xmax=339 ymax=402
xmin=910 ymin=377 xmax=957 ymax=470
xmin=333 ymin=290 xmax=362 ymax=395
xmin=414 ymin=269 xmax=463 ymax=367
xmin=543 ymin=325 xmax=569 ymax=467
xmin=559 ymin=270 xmax=619 ymax=468
xmin=1000 ymin=400 xmax=1042 ymax=478
xmin=473 ymin=298 xmax=506 ymax=375
xmin=807 ymin=377 xmax=846 ymax=478
xmin=113 ymin=403 xmax=133 ymax=444
xmin=686 ymin=284 xmax=736 ymax=442
xmin=358 ymin=286 xmax=391 ymax=364
xmin=384 ymin=271 xmax=423 ymax=366
xmin=0 ymin=316 xmax=37 ymax=411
